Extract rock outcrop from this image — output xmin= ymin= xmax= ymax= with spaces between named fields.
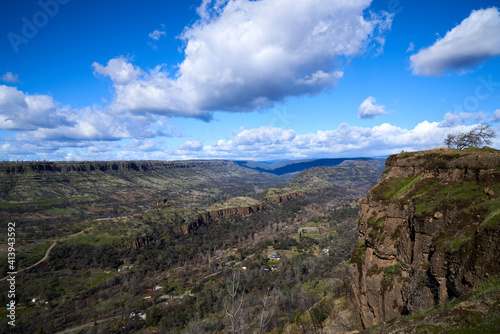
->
xmin=180 ymin=203 xmax=264 ymax=234
xmin=127 ymin=236 xmax=152 ymax=249
xmin=203 ymin=203 xmax=264 ymax=220
xmin=268 ymin=191 xmax=306 ymax=203
xmin=349 ymin=148 xmax=500 ymax=328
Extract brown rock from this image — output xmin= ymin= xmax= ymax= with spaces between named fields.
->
xmin=434 ymin=212 xmax=444 ymax=219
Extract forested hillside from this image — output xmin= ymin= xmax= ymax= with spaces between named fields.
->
xmin=0 ymin=159 xmax=383 ymax=333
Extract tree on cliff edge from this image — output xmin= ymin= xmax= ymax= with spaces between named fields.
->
xmin=444 ymin=123 xmax=496 ymax=150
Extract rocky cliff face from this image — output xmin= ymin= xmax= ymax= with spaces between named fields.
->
xmin=179 ymin=189 xmax=311 ymax=234
xmin=204 ymin=203 xmax=264 ymax=220
xmin=268 ymin=191 xmax=306 ymax=203
xmin=180 ymin=203 xmax=264 ymax=234
xmin=0 ymin=160 xmax=231 ymax=174
xmin=349 ymin=148 xmax=500 ymax=328
xmin=127 ymin=236 xmax=152 ymax=249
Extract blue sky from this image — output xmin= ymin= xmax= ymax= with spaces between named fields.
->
xmin=1 ymin=0 xmax=499 ymax=161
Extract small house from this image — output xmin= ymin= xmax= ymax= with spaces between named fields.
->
xmin=269 ymin=254 xmax=281 ymax=261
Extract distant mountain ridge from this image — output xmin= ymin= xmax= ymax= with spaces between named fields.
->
xmin=286 ymin=160 xmax=385 ymax=195
xmin=234 ymin=157 xmax=386 ymax=175
xmin=0 ymin=158 xmax=386 ymax=176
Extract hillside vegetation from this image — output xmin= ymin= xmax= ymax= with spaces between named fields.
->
xmin=0 ymin=160 xmax=283 ymax=241
xmin=3 ymin=150 xmax=496 ymax=333
xmin=0 ymin=159 xmax=383 ymax=333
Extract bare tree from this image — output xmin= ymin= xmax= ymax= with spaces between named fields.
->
xmin=444 ymin=123 xmax=495 ymax=150
xmin=258 ymin=289 xmax=276 ymax=334
xmin=223 ymin=270 xmax=245 ymax=334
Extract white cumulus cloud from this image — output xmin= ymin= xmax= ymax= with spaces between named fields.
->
xmin=493 ymin=109 xmax=500 ymax=122
xmin=0 ymin=85 xmax=71 ymax=130
xmin=438 ymin=111 xmax=487 ymax=127
xmin=178 ymin=139 xmax=204 ymax=152
xmin=358 ymin=96 xmax=387 ymax=119
xmin=0 ymin=85 xmax=171 ymax=148
xmin=93 ymin=57 xmax=143 ymax=85
xmin=93 ymin=0 xmax=392 ymax=118
xmin=410 ymin=7 xmax=500 ymax=77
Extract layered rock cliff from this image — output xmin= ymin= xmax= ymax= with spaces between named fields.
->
xmin=0 ymin=160 xmax=231 ymax=174
xmin=268 ymin=191 xmax=306 ymax=203
xmin=175 ymin=197 xmax=264 ymax=234
xmin=181 ymin=203 xmax=264 ymax=234
xmin=127 ymin=236 xmax=152 ymax=249
xmin=349 ymin=148 xmax=500 ymax=328
xmin=203 ymin=203 xmax=264 ymax=221
xmin=264 ymin=187 xmax=309 ymax=203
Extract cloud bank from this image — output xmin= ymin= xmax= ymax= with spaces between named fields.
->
xmin=0 ymin=85 xmax=169 ymax=143
xmin=3 ymin=107 xmax=497 ymax=161
xmin=175 ymin=112 xmax=500 ymax=160
xmin=192 ymin=122 xmax=467 ymax=160
xmin=410 ymin=7 xmax=500 ymax=77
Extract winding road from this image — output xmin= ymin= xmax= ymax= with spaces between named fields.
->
xmin=1 ymin=221 xmax=103 ymax=281
xmin=1 ymin=241 xmax=57 ymax=281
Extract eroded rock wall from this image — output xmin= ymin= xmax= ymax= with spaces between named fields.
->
xmin=349 ymin=148 xmax=500 ymax=328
